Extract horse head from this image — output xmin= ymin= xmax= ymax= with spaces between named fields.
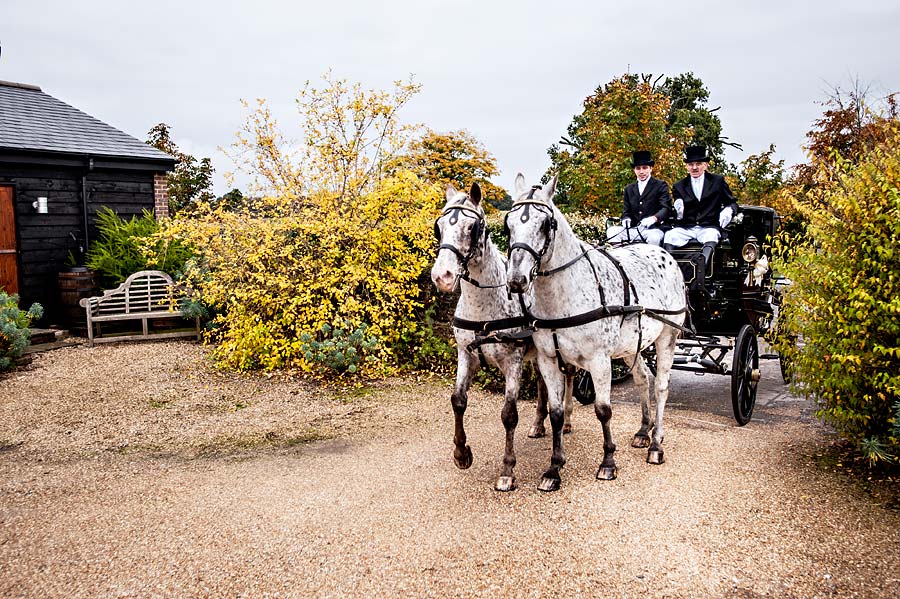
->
xmin=431 ymin=182 xmax=488 ymax=293
xmin=505 ymin=173 xmax=558 ymax=294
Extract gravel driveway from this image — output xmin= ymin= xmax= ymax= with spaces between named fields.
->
xmin=1 ymin=341 xmax=898 ymax=598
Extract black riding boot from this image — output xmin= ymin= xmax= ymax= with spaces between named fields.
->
xmin=698 ymin=242 xmax=717 ymax=293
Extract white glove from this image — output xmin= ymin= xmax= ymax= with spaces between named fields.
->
xmin=639 ymin=216 xmax=656 ymax=229
xmin=719 ymin=207 xmax=733 ymax=228
xmin=674 ymin=199 xmax=684 ymax=220
xmin=621 ymin=217 xmax=632 ymax=228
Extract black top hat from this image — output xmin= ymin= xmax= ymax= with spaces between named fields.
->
xmin=684 ymin=145 xmax=710 ymax=163
xmin=631 ymin=150 xmax=654 ymax=167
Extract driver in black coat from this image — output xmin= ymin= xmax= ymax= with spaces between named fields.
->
xmin=664 ymin=145 xmax=739 ymax=287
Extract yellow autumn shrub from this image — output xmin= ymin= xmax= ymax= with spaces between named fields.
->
xmin=157 ymin=73 xmax=444 ymax=375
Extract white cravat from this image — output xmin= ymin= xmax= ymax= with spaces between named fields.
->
xmin=691 ymin=173 xmax=704 ymax=199
xmin=637 ymin=178 xmax=649 ymax=196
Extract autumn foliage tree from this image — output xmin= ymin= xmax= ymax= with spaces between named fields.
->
xmin=772 ymin=104 xmax=900 ymax=466
xmin=726 ymin=144 xmax=787 ymax=209
xmin=547 ymin=74 xmax=694 ymax=214
xmin=404 ymin=129 xmax=508 ymax=209
xmin=158 ymin=73 xmax=442 ymax=374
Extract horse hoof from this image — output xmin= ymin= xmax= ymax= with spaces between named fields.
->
xmin=647 ymin=449 xmax=665 ymax=465
xmin=495 ymin=476 xmax=517 ymax=492
xmin=631 ymin=434 xmax=651 ymax=448
xmin=454 ymin=445 xmax=473 ymax=469
xmin=595 ymin=465 xmax=618 ymax=481
xmin=538 ymin=476 xmax=560 ymax=492
xmin=562 ymin=423 xmax=573 ymax=435
xmin=527 ymin=426 xmax=545 ymax=438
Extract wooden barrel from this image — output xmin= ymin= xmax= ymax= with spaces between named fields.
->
xmin=58 ymin=268 xmax=97 ymax=336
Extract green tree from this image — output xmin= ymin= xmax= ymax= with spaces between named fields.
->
xmin=727 ymin=144 xmax=786 ymax=207
xmin=547 ymin=73 xmax=693 ymax=214
xmin=404 ymin=129 xmax=508 ymax=208
xmin=147 ymin=123 xmax=215 ymax=215
xmin=658 ymin=72 xmax=738 ymax=165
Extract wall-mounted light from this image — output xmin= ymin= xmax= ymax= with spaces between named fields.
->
xmin=33 ymin=196 xmax=48 ymax=213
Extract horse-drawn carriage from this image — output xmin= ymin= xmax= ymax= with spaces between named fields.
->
xmin=574 ymin=204 xmax=788 ymax=425
xmin=432 ymin=177 xmax=787 ymax=491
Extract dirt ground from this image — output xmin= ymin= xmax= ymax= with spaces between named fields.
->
xmin=1 ymin=340 xmax=898 ymax=598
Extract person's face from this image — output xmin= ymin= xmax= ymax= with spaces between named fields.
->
xmin=634 ymin=165 xmax=652 ymax=181
xmin=686 ymin=161 xmax=708 ymax=178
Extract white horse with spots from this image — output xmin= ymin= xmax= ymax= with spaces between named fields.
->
xmin=432 ymin=182 xmax=568 ymax=492
xmin=505 ymin=174 xmax=686 ymax=491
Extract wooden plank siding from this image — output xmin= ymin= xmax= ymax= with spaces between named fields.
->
xmin=0 ymin=163 xmax=159 ymax=324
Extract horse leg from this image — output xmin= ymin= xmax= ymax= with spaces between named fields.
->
xmin=527 ymin=369 xmax=548 ymax=438
xmin=562 ymin=371 xmax=575 ymax=434
xmin=647 ymin=328 xmax=679 ymax=465
xmin=591 ymin=357 xmax=618 ymax=480
xmin=629 ymin=355 xmax=653 ymax=448
xmin=537 ymin=354 xmax=567 ymax=492
xmin=496 ymin=357 xmax=523 ymax=492
xmin=451 ymin=351 xmax=478 ymax=470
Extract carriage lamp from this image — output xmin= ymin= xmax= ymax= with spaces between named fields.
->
xmin=33 ymin=196 xmax=48 ymax=213
xmin=741 ymin=236 xmax=760 ymax=263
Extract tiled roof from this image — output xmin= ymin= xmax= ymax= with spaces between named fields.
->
xmin=0 ymin=80 xmax=174 ymax=162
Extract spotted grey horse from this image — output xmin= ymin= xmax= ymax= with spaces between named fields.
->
xmin=432 ymin=182 xmax=575 ymax=492
xmin=505 ymin=173 xmax=687 ymax=491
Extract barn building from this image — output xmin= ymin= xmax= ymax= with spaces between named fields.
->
xmin=0 ymin=79 xmax=175 ymax=326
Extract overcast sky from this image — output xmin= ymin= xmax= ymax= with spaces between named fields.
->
xmin=3 ymin=1 xmax=899 ymax=195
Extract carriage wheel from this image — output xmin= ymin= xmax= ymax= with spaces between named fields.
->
xmin=731 ymin=324 xmax=760 ymax=426
xmin=573 ymin=369 xmax=595 ymax=405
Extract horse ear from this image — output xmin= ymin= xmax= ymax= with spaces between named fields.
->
xmin=514 ymin=173 xmax=526 ymax=196
xmin=445 ymin=183 xmax=458 ymax=202
xmin=469 ymin=182 xmax=482 ymax=205
xmin=544 ymin=174 xmax=558 ymax=203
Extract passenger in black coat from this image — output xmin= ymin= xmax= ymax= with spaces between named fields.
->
xmin=606 ymin=150 xmax=671 ymax=246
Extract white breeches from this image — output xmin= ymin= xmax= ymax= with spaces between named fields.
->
xmin=663 ymin=226 xmax=720 ymax=246
xmin=606 ymin=225 xmax=665 ymax=246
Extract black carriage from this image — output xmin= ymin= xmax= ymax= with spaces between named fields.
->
xmin=574 ymin=204 xmax=787 ymax=425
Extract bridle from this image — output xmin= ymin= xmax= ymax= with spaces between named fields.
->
xmin=504 ymin=186 xmax=558 ymax=278
xmin=433 ymin=198 xmax=493 ymax=288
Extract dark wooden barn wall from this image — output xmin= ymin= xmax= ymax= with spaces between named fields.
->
xmin=0 ymin=163 xmax=157 ymax=324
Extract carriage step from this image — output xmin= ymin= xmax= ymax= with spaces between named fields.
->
xmin=760 ymin=353 xmax=779 ymax=359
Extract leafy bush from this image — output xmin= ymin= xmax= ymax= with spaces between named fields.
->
xmin=0 ymin=293 xmax=43 ymax=370
xmin=301 ymin=321 xmax=379 ymax=376
xmin=155 ymin=75 xmax=445 ymax=376
xmin=86 ymin=207 xmax=194 ymax=288
xmin=771 ymin=123 xmax=900 ymax=465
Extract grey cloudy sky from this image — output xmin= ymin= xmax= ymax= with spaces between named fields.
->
xmin=3 ymin=0 xmax=899 ymax=195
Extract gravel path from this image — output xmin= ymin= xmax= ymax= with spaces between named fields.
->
xmin=1 ymin=341 xmax=898 ymax=598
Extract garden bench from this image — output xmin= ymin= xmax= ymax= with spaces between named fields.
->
xmin=78 ymin=270 xmax=199 ymax=346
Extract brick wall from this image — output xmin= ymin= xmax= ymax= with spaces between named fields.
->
xmin=153 ymin=172 xmax=170 ymax=220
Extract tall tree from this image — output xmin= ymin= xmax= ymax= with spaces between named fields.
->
xmin=404 ymin=129 xmax=508 ymax=208
xmin=146 ymin=123 xmax=215 ymax=215
xmin=547 ymin=74 xmax=693 ymax=214
xmin=658 ymin=72 xmax=737 ymax=165
xmin=794 ymin=81 xmax=898 ymax=188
